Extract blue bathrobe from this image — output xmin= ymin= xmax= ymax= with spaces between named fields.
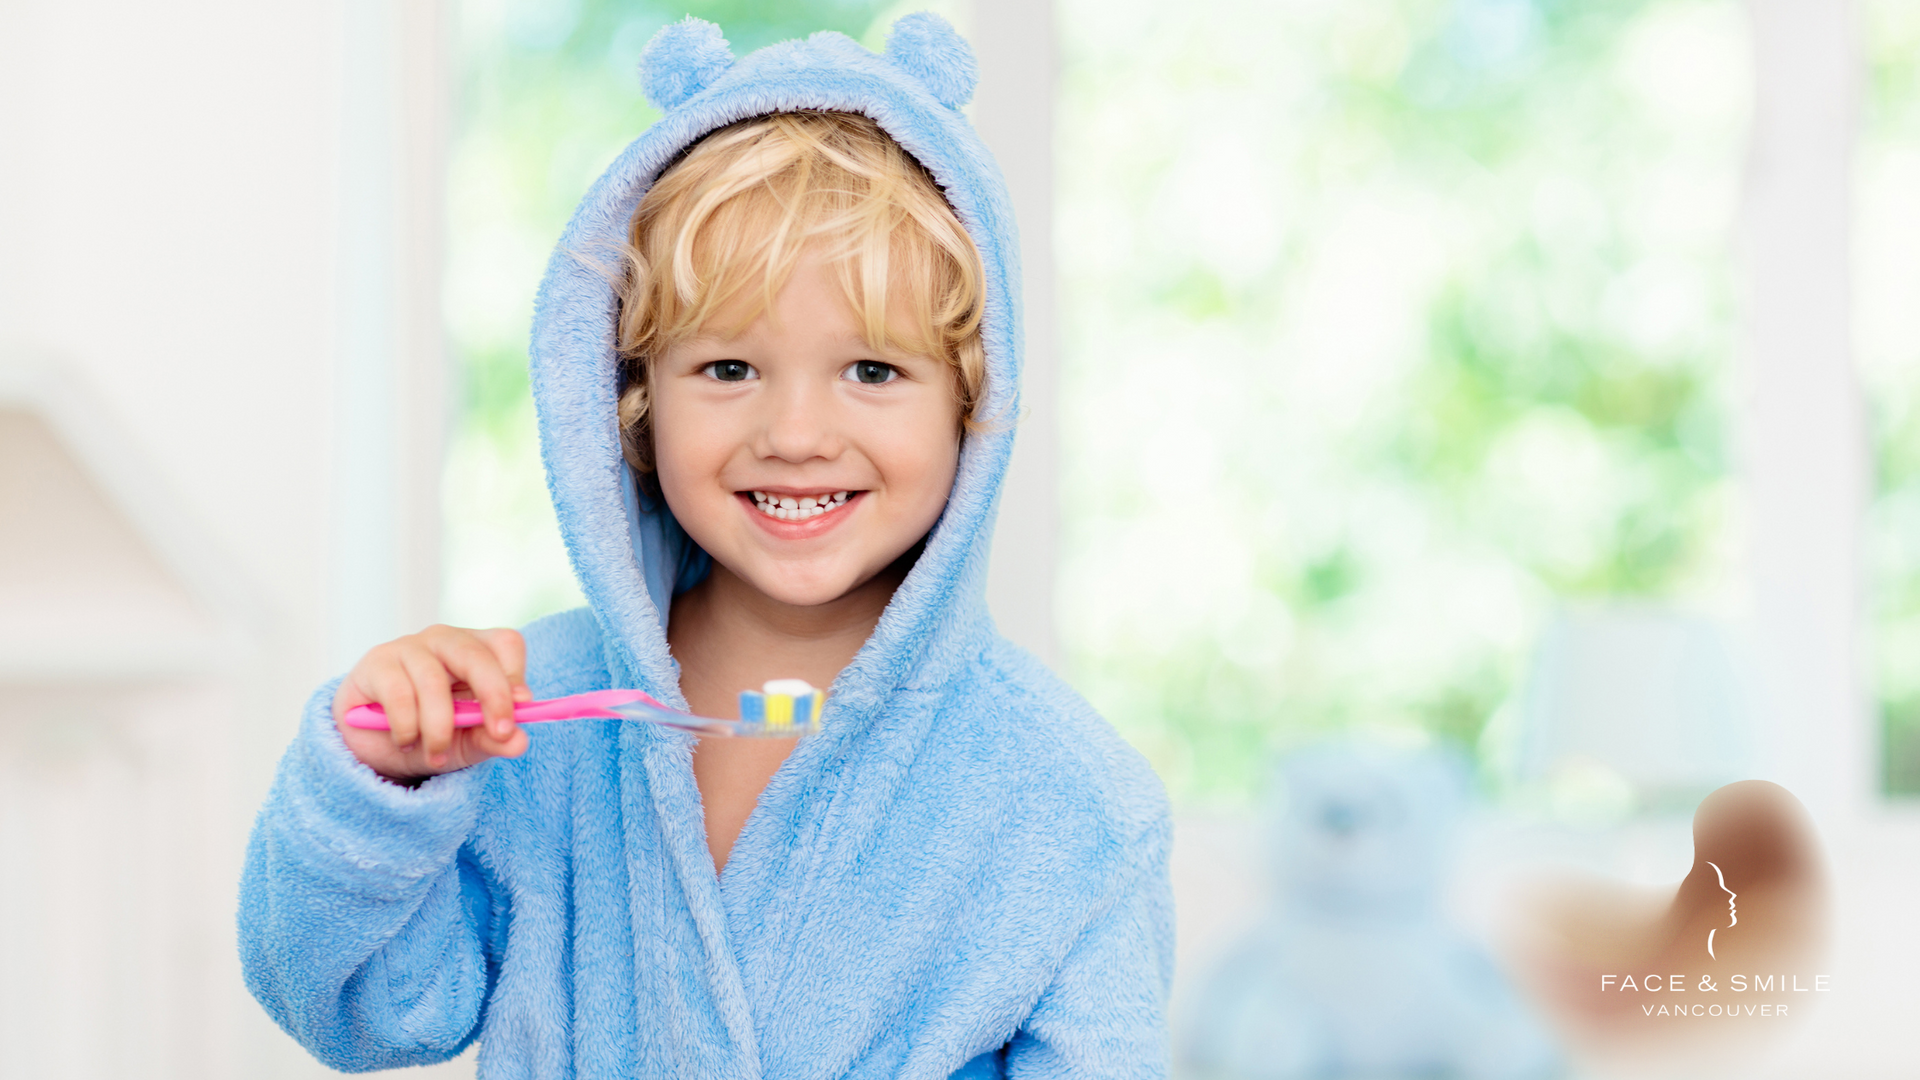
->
xmin=238 ymin=15 xmax=1173 ymax=1079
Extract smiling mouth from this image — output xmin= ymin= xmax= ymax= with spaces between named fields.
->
xmin=748 ymin=489 xmax=853 ymax=521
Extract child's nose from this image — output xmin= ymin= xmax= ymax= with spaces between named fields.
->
xmin=758 ymin=378 xmax=839 ymax=462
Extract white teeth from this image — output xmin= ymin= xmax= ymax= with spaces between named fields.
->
xmin=749 ymin=492 xmax=853 ymax=520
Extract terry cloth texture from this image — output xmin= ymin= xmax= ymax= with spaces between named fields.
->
xmin=238 ymin=14 xmax=1173 ymax=1079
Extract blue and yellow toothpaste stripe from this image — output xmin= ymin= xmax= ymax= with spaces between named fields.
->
xmin=737 ymin=686 xmax=826 ymax=729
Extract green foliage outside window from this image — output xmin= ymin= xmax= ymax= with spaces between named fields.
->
xmin=1055 ymin=0 xmax=1749 ymax=802
xmin=1862 ymin=1 xmax=1920 ymax=796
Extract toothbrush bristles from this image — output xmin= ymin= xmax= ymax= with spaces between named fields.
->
xmin=608 ymin=687 xmax=823 ymax=739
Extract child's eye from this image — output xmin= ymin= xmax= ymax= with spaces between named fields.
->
xmin=702 ymin=360 xmax=757 ymax=382
xmin=844 ymin=360 xmax=899 ymax=385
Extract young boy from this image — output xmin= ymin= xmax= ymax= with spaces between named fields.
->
xmin=239 ymin=16 xmax=1172 ymax=1079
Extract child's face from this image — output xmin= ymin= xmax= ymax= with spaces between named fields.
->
xmin=650 ymin=252 xmax=962 ymax=609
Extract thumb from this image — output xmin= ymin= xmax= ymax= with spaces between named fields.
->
xmin=457 ymin=718 xmax=530 ymax=767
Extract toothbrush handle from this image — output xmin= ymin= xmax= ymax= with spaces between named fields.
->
xmin=341 ymin=689 xmax=666 ymax=730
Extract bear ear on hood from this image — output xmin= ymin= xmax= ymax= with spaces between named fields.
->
xmin=639 ymin=17 xmax=735 ymax=111
xmin=884 ymin=12 xmax=978 ymax=109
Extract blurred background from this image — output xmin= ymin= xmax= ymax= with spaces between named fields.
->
xmin=0 ymin=0 xmax=1913 ymax=1076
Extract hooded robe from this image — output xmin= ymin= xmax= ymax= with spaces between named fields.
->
xmin=238 ymin=15 xmax=1173 ymax=1079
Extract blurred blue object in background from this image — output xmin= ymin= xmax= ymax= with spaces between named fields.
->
xmin=1181 ymin=742 xmax=1561 ymax=1080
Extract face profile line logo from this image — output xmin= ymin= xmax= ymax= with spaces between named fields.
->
xmin=1705 ymin=860 xmax=1737 ymax=959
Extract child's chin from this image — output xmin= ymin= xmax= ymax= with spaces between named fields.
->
xmin=740 ymin=564 xmax=865 ymax=609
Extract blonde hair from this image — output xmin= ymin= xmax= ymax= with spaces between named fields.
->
xmin=614 ymin=110 xmax=987 ymax=477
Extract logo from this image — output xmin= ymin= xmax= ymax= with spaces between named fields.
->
xmin=1705 ymin=860 xmax=1736 ymax=960
xmin=1596 ymin=855 xmax=1830 ymax=1018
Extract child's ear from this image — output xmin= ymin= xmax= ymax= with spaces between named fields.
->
xmin=639 ymin=17 xmax=736 ymax=112
xmin=882 ymin=12 xmax=978 ymax=110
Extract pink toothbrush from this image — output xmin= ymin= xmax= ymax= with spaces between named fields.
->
xmin=342 ymin=681 xmax=825 ymax=738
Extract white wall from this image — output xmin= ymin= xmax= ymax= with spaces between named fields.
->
xmin=0 ymin=1 xmax=452 ymax=1075
xmin=975 ymin=0 xmax=1062 ymax=669
xmin=1741 ymin=0 xmax=1872 ymax=825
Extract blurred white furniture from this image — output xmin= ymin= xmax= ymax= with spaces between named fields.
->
xmin=1510 ymin=605 xmax=1751 ymax=811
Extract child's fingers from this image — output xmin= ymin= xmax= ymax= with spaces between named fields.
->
xmin=400 ymin=645 xmax=457 ymax=765
xmin=429 ymin=626 xmax=519 ymax=739
xmin=475 ymin=627 xmax=526 ymax=681
xmin=476 ymin=628 xmax=531 ymax=702
xmin=464 ymin=720 xmax=530 ymax=764
xmin=334 ymin=625 xmax=536 ymax=784
xmin=366 ymin=659 xmax=423 ymax=753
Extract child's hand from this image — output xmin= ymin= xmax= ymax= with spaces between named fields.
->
xmin=332 ymin=626 xmax=533 ymax=783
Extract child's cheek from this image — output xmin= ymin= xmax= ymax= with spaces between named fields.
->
xmin=648 ymin=389 xmax=735 ymax=532
xmin=887 ymin=406 xmax=960 ymax=529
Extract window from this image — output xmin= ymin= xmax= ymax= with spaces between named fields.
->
xmin=1860 ymin=0 xmax=1920 ymax=795
xmin=1057 ymin=0 xmax=1752 ymax=801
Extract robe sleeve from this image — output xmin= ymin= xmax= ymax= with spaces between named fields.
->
xmin=1006 ymin=814 xmax=1176 ymax=1079
xmin=237 ymin=679 xmax=498 ymax=1071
